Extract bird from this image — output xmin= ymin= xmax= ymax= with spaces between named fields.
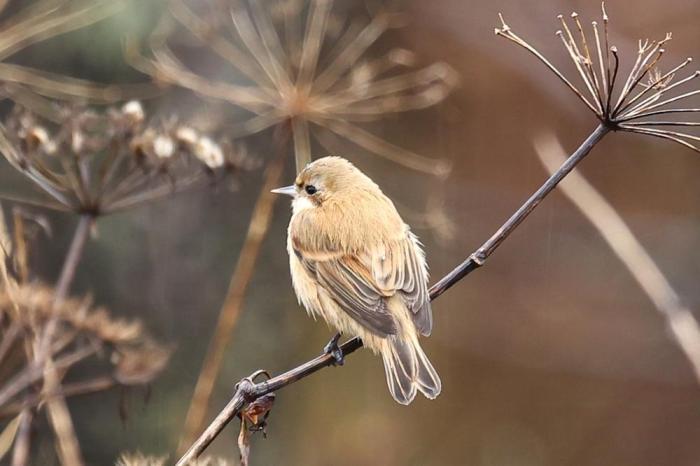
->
xmin=272 ymin=156 xmax=440 ymax=405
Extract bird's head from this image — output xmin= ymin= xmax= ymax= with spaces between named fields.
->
xmin=272 ymin=156 xmax=378 ymax=212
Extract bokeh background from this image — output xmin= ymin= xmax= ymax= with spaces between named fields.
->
xmin=2 ymin=0 xmax=700 ymax=464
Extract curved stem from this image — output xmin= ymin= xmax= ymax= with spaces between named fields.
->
xmin=31 ymin=214 xmax=93 ymax=366
xmin=430 ymin=123 xmax=609 ymax=299
xmin=25 ymin=214 xmax=93 ymax=466
xmin=176 ymin=123 xmax=611 ymax=465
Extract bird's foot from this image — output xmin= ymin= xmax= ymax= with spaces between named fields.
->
xmin=323 ymin=332 xmax=344 ymax=366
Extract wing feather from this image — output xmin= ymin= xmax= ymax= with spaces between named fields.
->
xmin=293 ymin=231 xmax=431 ymax=337
xmin=372 ymin=233 xmax=432 ymax=336
xmin=296 ymin=250 xmax=397 ymax=336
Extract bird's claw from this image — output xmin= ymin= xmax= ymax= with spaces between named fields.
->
xmin=323 ymin=332 xmax=344 ymax=366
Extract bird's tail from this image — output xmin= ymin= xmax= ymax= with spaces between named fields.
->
xmin=381 ymin=335 xmax=441 ymax=405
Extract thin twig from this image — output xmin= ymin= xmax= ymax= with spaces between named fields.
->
xmin=0 ymin=376 xmax=115 ymax=419
xmin=177 ymin=125 xmax=290 ymax=453
xmin=176 ymin=123 xmax=611 ymax=465
xmin=430 ymin=123 xmax=610 ymax=299
xmin=15 ymin=214 xmax=91 ymax=398
xmin=35 ymin=214 xmax=93 ymax=466
xmin=43 ymin=360 xmax=83 ymax=466
xmin=10 ymin=409 xmax=32 ymax=466
xmin=535 ymin=133 xmax=700 ymax=382
xmin=0 ymin=345 xmax=96 ymax=408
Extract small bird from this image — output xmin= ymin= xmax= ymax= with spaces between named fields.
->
xmin=272 ymin=156 xmax=440 ymax=404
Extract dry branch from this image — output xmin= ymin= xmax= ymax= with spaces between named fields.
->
xmin=176 ymin=122 xmax=610 ymax=465
xmin=179 ymin=3 xmax=700 ymax=461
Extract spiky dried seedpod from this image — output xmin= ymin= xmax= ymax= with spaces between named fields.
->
xmin=0 ymin=283 xmax=171 ymax=414
xmin=495 ymin=2 xmax=700 ymax=153
xmin=129 ymin=0 xmax=457 ymax=175
xmin=115 ymin=453 xmax=167 ymax=466
xmin=193 ymin=137 xmax=225 ymax=169
xmin=0 ymin=284 xmax=142 ymax=345
xmin=112 ymin=340 xmax=171 ymax=385
xmin=0 ymin=102 xmax=258 ymax=214
xmin=115 ymin=453 xmax=230 ymax=466
xmin=122 ymin=100 xmax=146 ymax=126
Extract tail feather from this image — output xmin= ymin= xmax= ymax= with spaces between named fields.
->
xmin=413 ymin=342 xmax=441 ymax=399
xmin=383 ymin=344 xmax=416 ymax=404
xmin=381 ymin=337 xmax=441 ymax=405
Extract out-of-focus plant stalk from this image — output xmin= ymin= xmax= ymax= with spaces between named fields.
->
xmin=536 ymin=134 xmax=700 ymax=383
xmin=1 ymin=100 xmax=243 ymax=465
xmin=27 ymin=215 xmax=93 ymax=466
xmin=178 ymin=125 xmax=290 ymax=452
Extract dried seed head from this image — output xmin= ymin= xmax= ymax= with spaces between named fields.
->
xmin=129 ymin=0 xmax=456 ymax=177
xmin=194 ymin=137 xmax=225 ymax=169
xmin=122 ymin=100 xmax=145 ymax=125
xmin=116 ymin=453 xmax=168 ymax=466
xmin=0 ymin=284 xmax=143 ymax=345
xmin=1 ymin=102 xmax=256 ymax=214
xmin=112 ymin=340 xmax=171 ymax=385
xmin=175 ymin=126 xmax=199 ymax=146
xmin=116 ymin=454 xmax=230 ymax=466
xmin=153 ymin=135 xmax=175 ymax=159
xmin=26 ymin=126 xmax=50 ymax=150
xmin=71 ymin=130 xmax=85 ymax=153
xmin=496 ymin=3 xmax=700 ymax=153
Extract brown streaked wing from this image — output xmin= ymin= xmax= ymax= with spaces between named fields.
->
xmin=371 ymin=233 xmax=432 ymax=336
xmin=295 ymin=247 xmax=398 ymax=337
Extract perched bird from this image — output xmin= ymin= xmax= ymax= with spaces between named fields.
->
xmin=272 ymin=156 xmax=440 ymax=404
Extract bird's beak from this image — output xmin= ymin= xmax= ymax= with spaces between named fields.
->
xmin=271 ymin=185 xmax=297 ymax=197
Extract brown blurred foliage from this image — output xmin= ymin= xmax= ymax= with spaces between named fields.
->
xmin=0 ymin=0 xmax=699 ymax=465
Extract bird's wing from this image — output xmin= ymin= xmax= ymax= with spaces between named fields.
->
xmin=293 ymin=231 xmax=431 ymax=337
xmin=294 ymin=245 xmax=398 ymax=337
xmin=371 ymin=232 xmax=432 ymax=336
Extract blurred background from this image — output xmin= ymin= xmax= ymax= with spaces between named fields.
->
xmin=1 ymin=0 xmax=700 ymax=464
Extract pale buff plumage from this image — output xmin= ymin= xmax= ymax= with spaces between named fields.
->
xmin=275 ymin=156 xmax=440 ymax=404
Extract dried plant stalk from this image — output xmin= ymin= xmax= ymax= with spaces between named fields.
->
xmin=178 ymin=129 xmax=288 ymax=452
xmin=177 ymin=4 xmax=700 ymax=463
xmin=44 ymin=359 xmax=83 ymax=466
xmin=536 ymin=134 xmax=700 ymax=381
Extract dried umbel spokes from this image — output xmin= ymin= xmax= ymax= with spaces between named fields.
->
xmin=0 ymin=0 xmax=154 ymax=103
xmin=496 ymin=3 xmax=700 ymax=153
xmin=129 ymin=0 xmax=457 ymax=174
xmin=0 ymin=283 xmax=171 ymax=415
xmin=116 ymin=453 xmax=230 ymax=466
xmin=0 ymin=101 xmax=257 ymax=215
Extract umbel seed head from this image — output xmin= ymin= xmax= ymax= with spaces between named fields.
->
xmin=496 ymin=2 xmax=700 ymax=153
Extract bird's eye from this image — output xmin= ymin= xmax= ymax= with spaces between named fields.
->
xmin=305 ymin=184 xmax=317 ymax=195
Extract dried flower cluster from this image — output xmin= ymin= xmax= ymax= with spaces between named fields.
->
xmin=496 ymin=3 xmax=700 ymax=152
xmin=0 ymin=101 xmax=258 ymax=215
xmin=116 ymin=452 xmax=230 ymax=466
xmin=129 ymin=0 xmax=458 ymax=174
xmin=0 ymin=282 xmax=171 ymax=419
